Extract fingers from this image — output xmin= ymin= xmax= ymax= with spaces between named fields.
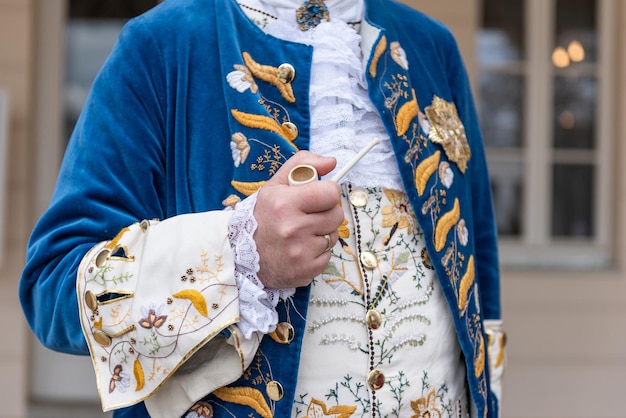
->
xmin=268 ymin=151 xmax=337 ymax=186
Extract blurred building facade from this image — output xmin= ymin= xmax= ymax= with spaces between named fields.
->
xmin=0 ymin=0 xmax=625 ymax=417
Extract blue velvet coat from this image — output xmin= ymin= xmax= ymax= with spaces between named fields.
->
xmin=20 ymin=0 xmax=501 ymax=416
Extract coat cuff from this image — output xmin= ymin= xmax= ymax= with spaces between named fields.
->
xmin=484 ymin=319 xmax=506 ymax=416
xmin=77 ymin=211 xmax=240 ymax=412
xmin=144 ymin=326 xmax=262 ymax=418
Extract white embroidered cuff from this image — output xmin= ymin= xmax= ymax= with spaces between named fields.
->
xmin=484 ymin=319 xmax=506 ymax=416
xmin=76 ymin=212 xmax=240 ymax=412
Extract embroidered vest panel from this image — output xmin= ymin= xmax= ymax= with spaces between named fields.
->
xmin=295 ymin=186 xmax=468 ymax=417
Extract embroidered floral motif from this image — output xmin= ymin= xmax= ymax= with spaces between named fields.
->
xmin=438 ymin=161 xmax=454 ymax=189
xmin=138 ymin=304 xmax=167 ymax=329
xmin=414 ymin=150 xmax=440 ymax=196
xmin=338 ymin=218 xmax=350 ymax=239
xmin=226 ymin=63 xmax=258 ymax=94
xmin=457 ymin=219 xmax=468 ymax=246
xmin=212 ymin=386 xmax=272 ymax=418
xmin=230 ymin=132 xmax=251 ymax=167
xmin=411 ymin=388 xmax=442 ymax=418
xmin=108 ymin=364 xmax=130 ymax=394
xmin=185 ymin=401 xmax=214 ymax=418
xmin=425 ymin=96 xmax=471 ymax=173
xmin=390 ymin=41 xmax=409 ymax=70
xmin=306 ymin=398 xmax=357 ymax=417
xmin=242 ymin=52 xmax=296 ymax=103
xmin=369 ymin=34 xmax=387 ymax=77
xmin=231 ymin=109 xmax=299 ymax=143
xmin=381 ymin=188 xmax=416 ymax=233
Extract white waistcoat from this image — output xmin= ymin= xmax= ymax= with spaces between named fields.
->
xmin=294 ymin=185 xmax=468 ymax=417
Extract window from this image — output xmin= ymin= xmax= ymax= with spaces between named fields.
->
xmin=477 ymin=0 xmax=616 ymax=268
xmin=64 ymin=0 xmax=160 ymax=140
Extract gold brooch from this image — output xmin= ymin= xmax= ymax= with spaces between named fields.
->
xmin=425 ymin=96 xmax=471 ymax=173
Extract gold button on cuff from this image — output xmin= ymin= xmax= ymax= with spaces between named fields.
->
xmin=360 ymin=251 xmax=379 ymax=270
xmin=85 ymin=291 xmax=98 ymax=312
xmin=277 ymin=63 xmax=296 ymax=84
xmin=93 ymin=330 xmax=112 ymax=347
xmin=366 ymin=309 xmax=383 ymax=330
xmin=367 ymin=369 xmax=385 ymax=390
xmin=266 ymin=380 xmax=284 ymax=401
xmin=95 ymin=249 xmax=111 ymax=268
xmin=269 ymin=322 xmax=295 ymax=344
xmin=92 ymin=325 xmax=136 ymax=347
xmin=349 ymin=189 xmax=368 ymax=207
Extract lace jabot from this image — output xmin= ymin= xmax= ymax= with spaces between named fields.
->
xmin=240 ymin=0 xmax=404 ymax=190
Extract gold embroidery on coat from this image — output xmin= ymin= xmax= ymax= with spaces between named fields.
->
xmin=369 ymin=35 xmax=387 ymax=78
xmin=458 ymin=255 xmax=475 ymax=313
xmin=434 ymin=198 xmax=460 ymax=252
xmin=395 ymin=89 xmax=419 ymax=136
xmin=231 ymin=179 xmax=266 ymax=197
xmin=231 ymin=132 xmax=251 ymax=166
xmin=414 ymin=150 xmax=440 ymax=196
xmin=425 ymin=96 xmax=471 ymax=173
xmin=231 ymin=109 xmax=298 ymax=143
xmin=474 ymin=332 xmax=485 ymax=378
xmin=242 ymin=52 xmax=296 ymax=103
xmin=222 ymin=194 xmax=241 ymax=209
xmin=212 ymin=386 xmax=273 ymax=418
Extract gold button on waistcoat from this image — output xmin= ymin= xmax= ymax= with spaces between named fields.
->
xmin=365 ymin=309 xmax=383 ymax=330
xmin=367 ymin=369 xmax=385 ymax=390
xmin=360 ymin=251 xmax=379 ymax=270
xmin=277 ymin=63 xmax=296 ymax=84
xmin=348 ymin=189 xmax=368 ymax=207
xmin=266 ymin=380 xmax=284 ymax=401
xmin=269 ymin=322 xmax=295 ymax=344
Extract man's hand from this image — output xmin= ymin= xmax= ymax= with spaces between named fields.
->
xmin=254 ymin=151 xmax=344 ymax=289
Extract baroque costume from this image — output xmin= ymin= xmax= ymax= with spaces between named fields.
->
xmin=19 ymin=0 xmax=505 ymax=417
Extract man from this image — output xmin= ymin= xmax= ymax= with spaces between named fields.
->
xmin=20 ymin=0 xmax=505 ymax=416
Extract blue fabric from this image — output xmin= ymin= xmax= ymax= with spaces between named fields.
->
xmin=19 ymin=0 xmax=501 ymax=416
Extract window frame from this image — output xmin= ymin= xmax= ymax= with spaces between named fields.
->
xmin=479 ymin=0 xmax=617 ymax=269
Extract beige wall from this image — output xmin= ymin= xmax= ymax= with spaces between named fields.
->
xmin=1 ymin=1 xmax=625 ymax=417
xmin=0 ymin=0 xmax=33 ymax=417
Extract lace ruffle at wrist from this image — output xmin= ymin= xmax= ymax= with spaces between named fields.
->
xmin=228 ymin=193 xmax=295 ymax=338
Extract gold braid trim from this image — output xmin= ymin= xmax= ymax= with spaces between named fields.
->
xmin=369 ymin=35 xmax=387 ymax=78
xmin=243 ymin=52 xmax=296 ymax=103
xmin=231 ymin=109 xmax=298 ymax=142
xmin=434 ymin=198 xmax=460 ymax=252
xmin=414 ymin=150 xmax=440 ymax=196
xmin=395 ymin=89 xmax=419 ymax=136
